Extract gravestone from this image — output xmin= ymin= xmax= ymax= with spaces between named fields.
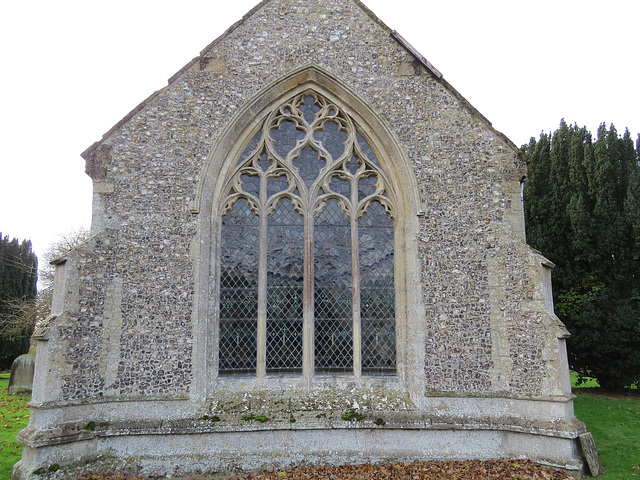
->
xmin=579 ymin=432 xmax=601 ymax=477
xmin=8 ymin=354 xmax=34 ymax=396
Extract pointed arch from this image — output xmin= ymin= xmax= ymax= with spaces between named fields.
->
xmin=191 ymin=65 xmax=424 ymax=395
xmin=193 ymin=65 xmax=417 ymax=216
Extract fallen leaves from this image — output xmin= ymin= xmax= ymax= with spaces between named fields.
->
xmin=74 ymin=460 xmax=572 ymax=480
xmin=247 ymin=460 xmax=572 ymax=480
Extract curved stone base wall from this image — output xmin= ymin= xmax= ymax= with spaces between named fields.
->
xmin=15 ymin=405 xmax=587 ymax=479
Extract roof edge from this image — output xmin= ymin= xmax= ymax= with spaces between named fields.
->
xmin=196 ymin=0 xmax=272 ymax=63
xmin=352 ymin=0 xmax=395 ymax=32
xmin=388 ymin=29 xmax=520 ymax=155
xmin=82 ymin=0 xmax=522 ymax=160
xmin=391 ymin=31 xmax=442 ymax=79
xmin=82 ymin=0 xmax=270 ymax=161
xmin=359 ymin=2 xmax=521 ymax=156
xmin=81 ymin=81 xmax=170 ymax=160
xmin=439 ymin=75 xmax=521 ymax=154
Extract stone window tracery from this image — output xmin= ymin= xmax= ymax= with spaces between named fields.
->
xmin=219 ymin=91 xmax=396 ymax=377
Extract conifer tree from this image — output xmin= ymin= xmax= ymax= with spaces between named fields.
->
xmin=523 ymin=122 xmax=640 ymax=388
xmin=0 ymin=228 xmax=89 ymax=369
xmin=0 ymin=233 xmax=38 ymax=368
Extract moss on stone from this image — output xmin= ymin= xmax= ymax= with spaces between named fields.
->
xmin=202 ymin=415 xmax=222 ymax=422
xmin=341 ymin=411 xmax=367 ymax=422
xmin=242 ymin=414 xmax=270 ymax=423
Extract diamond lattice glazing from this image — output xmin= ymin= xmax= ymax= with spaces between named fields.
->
xmin=219 ymin=199 xmax=259 ymax=375
xmin=266 ymin=199 xmax=304 ymax=373
xmin=315 ymin=199 xmax=353 ymax=373
xmin=359 ymin=201 xmax=396 ymax=375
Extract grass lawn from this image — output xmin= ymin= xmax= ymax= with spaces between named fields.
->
xmin=573 ymin=390 xmax=640 ymax=479
xmin=0 ymin=371 xmax=639 ymax=480
xmin=0 ymin=372 xmax=30 ymax=480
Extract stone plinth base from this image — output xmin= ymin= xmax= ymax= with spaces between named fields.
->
xmin=14 ymin=423 xmax=586 ymax=479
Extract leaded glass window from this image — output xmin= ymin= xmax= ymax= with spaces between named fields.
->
xmin=219 ymin=91 xmax=396 ymax=377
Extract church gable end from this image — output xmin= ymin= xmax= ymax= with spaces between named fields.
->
xmin=16 ymin=0 xmax=592 ymax=478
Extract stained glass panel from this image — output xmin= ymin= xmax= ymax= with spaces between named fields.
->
xmin=358 ymin=175 xmax=377 ymax=201
xmin=314 ymin=121 xmax=347 ymax=160
xmin=329 ymin=176 xmax=350 ymax=198
xmin=258 ymin=152 xmax=271 ymax=172
xmin=300 ymin=95 xmax=321 ymax=124
xmin=314 ymin=199 xmax=353 ymax=373
xmin=359 ymin=201 xmax=395 ymax=375
xmin=293 ymin=147 xmax=325 ymax=187
xmin=241 ymin=173 xmax=260 ymax=197
xmin=219 ymin=198 xmax=259 ymax=375
xmin=271 ymin=120 xmax=304 ymax=158
xmin=266 ymin=199 xmax=304 ymax=374
xmin=267 ymin=175 xmax=289 ymax=197
xmin=237 ymin=131 xmax=262 ymax=166
xmin=346 ymin=155 xmax=361 ymax=175
xmin=357 ymin=133 xmax=381 ymax=167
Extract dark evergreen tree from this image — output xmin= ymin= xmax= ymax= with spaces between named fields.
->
xmin=0 ymin=233 xmax=38 ymax=369
xmin=523 ymin=122 xmax=640 ymax=389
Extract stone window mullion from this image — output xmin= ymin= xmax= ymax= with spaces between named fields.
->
xmin=302 ymin=210 xmax=315 ymax=380
xmin=256 ymin=175 xmax=268 ymax=379
xmin=350 ymin=207 xmax=362 ymax=378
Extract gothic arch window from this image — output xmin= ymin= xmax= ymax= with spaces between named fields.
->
xmin=218 ymin=90 xmax=396 ymax=378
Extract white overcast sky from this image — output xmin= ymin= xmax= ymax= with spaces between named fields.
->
xmin=1 ymin=0 xmax=638 ymax=267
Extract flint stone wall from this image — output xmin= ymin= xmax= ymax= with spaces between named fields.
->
xmin=15 ymin=0 xmax=589 ymax=478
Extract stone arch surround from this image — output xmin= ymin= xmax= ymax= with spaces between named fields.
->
xmin=191 ymin=64 xmax=425 ymax=399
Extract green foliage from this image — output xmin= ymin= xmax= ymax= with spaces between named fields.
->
xmin=570 ymin=370 xmax=601 ymax=388
xmin=523 ymin=121 xmax=640 ymax=388
xmin=0 ymin=234 xmax=38 ymax=369
xmin=0 ymin=372 xmax=31 ymax=480
xmin=38 ymin=227 xmax=90 ymax=291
